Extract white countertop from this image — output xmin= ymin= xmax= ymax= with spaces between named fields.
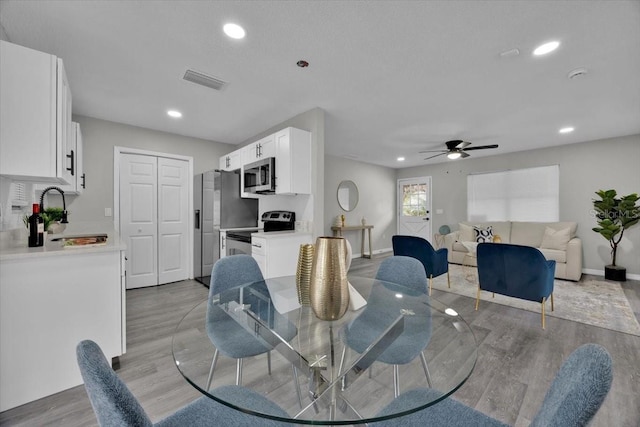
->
xmin=0 ymin=222 xmax=126 ymax=260
xmin=251 ymin=230 xmax=312 ymax=239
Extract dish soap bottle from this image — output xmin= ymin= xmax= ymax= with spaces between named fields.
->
xmin=28 ymin=203 xmax=44 ymax=247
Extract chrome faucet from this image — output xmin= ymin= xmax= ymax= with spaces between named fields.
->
xmin=39 ymin=186 xmax=68 ymax=223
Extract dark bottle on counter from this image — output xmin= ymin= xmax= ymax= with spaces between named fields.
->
xmin=28 ymin=203 xmax=44 ymax=247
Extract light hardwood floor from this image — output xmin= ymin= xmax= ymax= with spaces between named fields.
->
xmin=1 ymin=254 xmax=639 ymax=426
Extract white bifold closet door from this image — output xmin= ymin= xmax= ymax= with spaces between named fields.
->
xmin=120 ymin=154 xmax=189 ymax=289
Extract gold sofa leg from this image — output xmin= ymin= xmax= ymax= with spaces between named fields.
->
xmin=429 ymin=275 xmax=433 ymax=296
xmin=447 ymin=270 xmax=451 ymax=288
xmin=541 ymin=297 xmax=546 ymax=329
xmin=475 ymin=286 xmax=481 ymax=310
xmin=551 ymin=293 xmax=554 ymax=311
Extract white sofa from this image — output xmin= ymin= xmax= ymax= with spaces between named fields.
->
xmin=443 ymin=221 xmax=582 ymax=281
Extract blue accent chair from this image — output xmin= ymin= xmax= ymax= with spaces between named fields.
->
xmin=392 ymin=235 xmax=450 ymax=295
xmin=343 ymin=256 xmax=432 ymax=397
xmin=206 ymin=255 xmax=301 ymax=404
xmin=372 ymin=343 xmax=613 ymax=427
xmin=476 ymin=243 xmax=555 ymax=329
xmin=76 ymin=340 xmax=290 ymax=427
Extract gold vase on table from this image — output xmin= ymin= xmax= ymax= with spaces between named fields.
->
xmin=295 ymin=244 xmax=314 ymax=305
xmin=309 ymin=237 xmax=350 ymax=321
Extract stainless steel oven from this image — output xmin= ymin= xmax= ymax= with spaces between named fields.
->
xmin=225 ymin=230 xmax=253 ymax=256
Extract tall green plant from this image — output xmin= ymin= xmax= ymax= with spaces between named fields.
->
xmin=592 ymin=190 xmax=640 ymax=266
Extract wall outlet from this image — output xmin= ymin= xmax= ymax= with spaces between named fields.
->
xmin=104 ymin=207 xmax=112 ymax=217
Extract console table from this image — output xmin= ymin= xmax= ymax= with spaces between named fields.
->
xmin=331 ymin=225 xmax=373 ymax=259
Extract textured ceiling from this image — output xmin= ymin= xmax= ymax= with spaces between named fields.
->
xmin=1 ymin=0 xmax=639 ymax=168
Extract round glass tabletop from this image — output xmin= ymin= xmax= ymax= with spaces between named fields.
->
xmin=172 ymin=275 xmax=477 ymax=425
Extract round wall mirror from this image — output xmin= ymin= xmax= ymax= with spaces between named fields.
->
xmin=337 ymin=180 xmax=359 ymax=211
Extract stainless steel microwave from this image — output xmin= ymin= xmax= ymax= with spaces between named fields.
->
xmin=243 ymin=157 xmax=276 ymax=194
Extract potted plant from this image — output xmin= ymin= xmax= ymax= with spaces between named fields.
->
xmin=23 ymin=207 xmax=68 ymax=234
xmin=592 ymin=189 xmax=640 ymax=281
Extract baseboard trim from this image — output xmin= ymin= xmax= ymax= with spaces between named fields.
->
xmin=583 ymin=268 xmax=640 ymax=281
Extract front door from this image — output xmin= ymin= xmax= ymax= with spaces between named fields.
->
xmin=397 ymin=177 xmax=432 ymax=242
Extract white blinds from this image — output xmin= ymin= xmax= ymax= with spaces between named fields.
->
xmin=467 ymin=165 xmax=559 ymax=222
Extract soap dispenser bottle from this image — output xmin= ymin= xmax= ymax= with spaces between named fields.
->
xmin=28 ymin=203 xmax=44 ymax=247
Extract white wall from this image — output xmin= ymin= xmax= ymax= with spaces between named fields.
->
xmin=324 ymin=155 xmax=396 ymax=255
xmin=397 ymin=134 xmax=640 ymax=275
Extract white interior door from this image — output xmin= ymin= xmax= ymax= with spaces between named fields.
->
xmin=397 ymin=177 xmax=432 ymax=242
xmin=157 ymin=157 xmax=190 ymax=284
xmin=120 ymin=154 xmax=158 ymax=289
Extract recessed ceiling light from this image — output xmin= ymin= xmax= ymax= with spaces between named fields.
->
xmin=223 ymin=23 xmax=245 ymax=39
xmin=167 ymin=110 xmax=182 ymax=118
xmin=559 ymin=127 xmax=574 ymax=134
xmin=447 ymin=152 xmax=462 ymax=160
xmin=397 ymin=157 xmax=405 ymax=162
xmin=533 ymin=41 xmax=560 ymax=56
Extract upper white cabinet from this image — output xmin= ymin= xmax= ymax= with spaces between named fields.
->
xmin=60 ymin=122 xmax=85 ymax=194
xmin=274 ymin=127 xmax=311 ymax=195
xmin=0 ymin=41 xmax=73 ymax=184
xmin=219 ymin=150 xmax=242 ymax=171
xmin=243 ymin=134 xmax=275 ymax=164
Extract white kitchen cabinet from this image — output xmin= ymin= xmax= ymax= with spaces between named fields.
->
xmin=251 ymin=232 xmax=313 ymax=279
xmin=0 ymin=232 xmax=126 ymax=411
xmin=243 ymin=134 xmax=275 ymax=164
xmin=219 ymin=230 xmax=227 ymax=259
xmin=219 ymin=149 xmax=242 ymax=171
xmin=0 ymin=40 xmax=73 ymax=184
xmin=274 ymin=127 xmax=312 ymax=195
xmin=36 ymin=122 xmax=84 ymax=195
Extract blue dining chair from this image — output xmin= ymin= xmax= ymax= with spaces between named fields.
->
xmin=76 ymin=340 xmax=290 ymax=427
xmin=476 ymin=243 xmax=555 ymax=329
xmin=206 ymin=255 xmax=302 ymax=405
xmin=342 ymin=256 xmax=432 ymax=397
xmin=372 ymin=343 xmax=613 ymax=427
xmin=392 ymin=235 xmax=449 ymax=295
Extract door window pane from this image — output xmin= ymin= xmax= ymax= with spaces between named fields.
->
xmin=402 ymin=184 xmax=428 ymax=216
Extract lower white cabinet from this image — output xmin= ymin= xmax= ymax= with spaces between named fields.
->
xmin=0 ymin=246 xmax=126 ymax=411
xmin=251 ymin=232 xmax=313 ymax=279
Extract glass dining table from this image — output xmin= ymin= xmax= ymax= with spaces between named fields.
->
xmin=172 ymin=275 xmax=477 ymax=425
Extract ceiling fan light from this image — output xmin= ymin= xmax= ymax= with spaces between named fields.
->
xmin=447 ymin=152 xmax=462 ymax=160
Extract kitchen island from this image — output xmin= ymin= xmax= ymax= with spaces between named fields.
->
xmin=0 ymin=222 xmax=126 ymax=411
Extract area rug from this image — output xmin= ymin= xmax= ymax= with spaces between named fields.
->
xmin=430 ymin=265 xmax=640 ymax=336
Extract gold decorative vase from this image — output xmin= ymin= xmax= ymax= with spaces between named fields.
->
xmin=309 ymin=237 xmax=350 ymax=320
xmin=295 ymin=244 xmax=314 ymax=305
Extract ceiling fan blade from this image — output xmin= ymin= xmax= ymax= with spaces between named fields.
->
xmin=419 ymin=149 xmax=447 ymax=153
xmin=455 ymin=141 xmax=471 ymax=149
xmin=424 ymin=152 xmax=447 ymax=160
xmin=460 ymin=151 xmax=470 ymax=158
xmin=463 ymin=144 xmax=499 ymax=151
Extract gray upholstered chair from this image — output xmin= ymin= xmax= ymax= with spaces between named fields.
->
xmin=342 ymin=256 xmax=432 ymax=397
xmin=206 ymin=254 xmax=302 ymax=404
xmin=371 ymin=343 xmax=613 ymax=427
xmin=76 ymin=340 xmax=289 ymax=426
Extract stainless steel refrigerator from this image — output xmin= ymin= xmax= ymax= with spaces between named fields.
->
xmin=193 ymin=169 xmax=258 ymax=284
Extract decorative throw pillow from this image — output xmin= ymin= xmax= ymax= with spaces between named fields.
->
xmin=473 ymin=226 xmax=494 ymax=243
xmin=458 ymin=223 xmax=474 ymax=242
xmin=540 ymin=227 xmax=571 ymax=250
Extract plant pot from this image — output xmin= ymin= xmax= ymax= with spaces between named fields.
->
xmin=605 ymin=265 xmax=626 ymax=282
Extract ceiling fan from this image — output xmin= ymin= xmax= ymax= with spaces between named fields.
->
xmin=420 ymin=140 xmax=499 ymax=160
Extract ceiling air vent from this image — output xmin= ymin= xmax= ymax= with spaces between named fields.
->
xmin=183 ymin=69 xmax=227 ymax=91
